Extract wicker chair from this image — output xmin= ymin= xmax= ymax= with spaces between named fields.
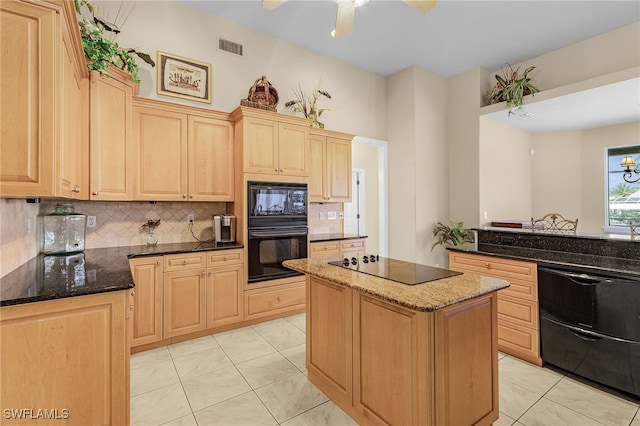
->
xmin=531 ymin=213 xmax=578 ymax=234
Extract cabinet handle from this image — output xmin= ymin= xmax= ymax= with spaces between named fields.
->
xmin=190 ymin=194 xmax=194 ymax=198
xmin=131 ymin=291 xmax=136 ymax=296
xmin=182 ymin=194 xmax=187 ymax=198
xmin=279 ymin=169 xmax=283 ymax=173
xmin=157 ymin=260 xmax=161 ymax=265
xmin=72 ymin=185 xmax=80 ymax=193
xmin=277 ymin=296 xmax=282 ymax=302
xmin=183 ymin=260 xmax=188 ymax=265
xmin=275 ymin=168 xmax=279 ymax=172
xmin=129 ymin=304 xmax=134 ymax=311
xmin=92 ymin=191 xmax=99 ymax=196
xmin=208 ymin=272 xmax=212 ymax=277
xmin=485 ymin=262 xmax=491 ymax=269
xmin=201 ymin=271 xmax=206 ymax=277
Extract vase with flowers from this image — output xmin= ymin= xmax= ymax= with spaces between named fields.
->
xmin=284 ymin=80 xmax=331 ymax=128
xmin=487 ymin=64 xmax=539 ymax=114
xmin=141 ymin=219 xmax=161 ymax=246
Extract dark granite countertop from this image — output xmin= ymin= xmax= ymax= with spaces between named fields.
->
xmin=1 ymin=242 xmax=244 ymax=307
xmin=309 ymin=233 xmax=368 ymax=243
xmin=449 ymin=246 xmax=640 ymax=279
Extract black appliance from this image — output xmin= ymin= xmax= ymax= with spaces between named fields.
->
xmin=538 ymin=266 xmax=640 ymax=397
xmin=329 ymin=255 xmax=462 ymax=285
xmin=247 ymin=182 xmax=308 ymax=283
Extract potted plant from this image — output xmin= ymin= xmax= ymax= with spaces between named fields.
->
xmin=74 ymin=0 xmax=155 ymax=83
xmin=284 ymin=80 xmax=331 ymax=128
xmin=431 ymin=221 xmax=475 ymax=250
xmin=140 ymin=219 xmax=161 ymax=246
xmin=487 ymin=64 xmax=539 ymax=111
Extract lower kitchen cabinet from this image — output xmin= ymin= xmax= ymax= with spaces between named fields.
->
xmin=244 ymin=279 xmax=306 ymax=321
xmin=163 ymin=267 xmax=207 ymax=338
xmin=307 ymin=275 xmax=499 ymax=426
xmin=309 ymin=238 xmax=366 ymax=259
xmin=129 ymin=256 xmax=163 ymax=347
xmin=206 ymin=249 xmax=244 ymax=328
xmin=0 ymin=291 xmax=130 ymax=425
xmin=448 ymin=251 xmax=542 ymax=365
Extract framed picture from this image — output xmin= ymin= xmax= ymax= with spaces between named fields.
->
xmin=157 ymin=51 xmax=211 ymax=103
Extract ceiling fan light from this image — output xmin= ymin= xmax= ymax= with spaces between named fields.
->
xmin=354 ymin=0 xmax=369 ymax=7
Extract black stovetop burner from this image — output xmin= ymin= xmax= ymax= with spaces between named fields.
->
xmin=328 ymin=255 xmax=462 ymax=286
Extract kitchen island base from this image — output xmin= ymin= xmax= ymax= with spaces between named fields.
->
xmin=306 ymin=275 xmax=499 ymax=426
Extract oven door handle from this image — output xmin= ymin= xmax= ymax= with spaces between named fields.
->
xmin=248 ymin=229 xmax=308 ymax=238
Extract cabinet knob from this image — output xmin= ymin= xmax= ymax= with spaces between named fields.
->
xmin=129 ymin=304 xmax=134 ymax=311
xmin=275 ymin=169 xmax=279 ymax=172
xmin=157 ymin=260 xmax=161 ymax=265
xmin=131 ymin=291 xmax=136 ymax=296
xmin=485 ymin=262 xmax=491 ymax=268
xmin=190 ymin=194 xmax=194 ymax=198
xmin=183 ymin=260 xmax=188 ymax=265
xmin=92 ymin=191 xmax=99 ymax=196
xmin=208 ymin=272 xmax=212 ymax=277
xmin=277 ymin=296 xmax=282 ymax=302
xmin=182 ymin=194 xmax=187 ymax=198
xmin=72 ymin=185 xmax=80 ymax=193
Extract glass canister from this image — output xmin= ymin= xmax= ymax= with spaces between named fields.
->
xmin=43 ymin=203 xmax=86 ymax=254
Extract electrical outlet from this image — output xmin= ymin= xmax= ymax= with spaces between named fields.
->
xmin=319 ymin=212 xmax=325 ymax=220
xmin=87 ymin=216 xmax=97 ymax=228
xmin=187 ymin=214 xmax=194 ymax=224
xmin=328 ymin=211 xmax=337 ymax=220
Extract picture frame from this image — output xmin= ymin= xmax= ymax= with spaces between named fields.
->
xmin=157 ymin=51 xmax=211 ymax=103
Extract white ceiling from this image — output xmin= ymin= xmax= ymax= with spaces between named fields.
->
xmin=182 ymin=0 xmax=639 ymax=77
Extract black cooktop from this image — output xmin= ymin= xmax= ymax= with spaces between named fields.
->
xmin=328 ymin=255 xmax=462 ymax=285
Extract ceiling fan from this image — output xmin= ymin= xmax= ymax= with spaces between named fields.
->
xmin=262 ymin=0 xmax=437 ymax=38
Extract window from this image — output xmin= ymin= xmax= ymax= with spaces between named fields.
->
xmin=607 ymin=145 xmax=640 ymax=228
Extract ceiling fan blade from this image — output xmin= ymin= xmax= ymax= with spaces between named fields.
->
xmin=403 ymin=0 xmax=437 ymax=13
xmin=262 ymin=0 xmax=288 ymax=10
xmin=334 ymin=0 xmax=355 ymax=38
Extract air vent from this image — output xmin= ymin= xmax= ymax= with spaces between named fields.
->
xmin=218 ymin=38 xmax=243 ymax=56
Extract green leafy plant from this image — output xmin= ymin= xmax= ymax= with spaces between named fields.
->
xmin=284 ymin=81 xmax=331 ymax=128
xmin=487 ymin=64 xmax=539 ymax=110
xmin=431 ymin=221 xmax=475 ymax=251
xmin=74 ymin=0 xmax=155 ymax=83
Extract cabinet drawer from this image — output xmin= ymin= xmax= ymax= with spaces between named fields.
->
xmin=497 ymin=319 xmax=541 ymax=365
xmin=449 ymin=251 xmax=537 ymax=301
xmin=498 ymin=293 xmax=539 ymax=330
xmin=310 ymin=242 xmax=340 ymax=258
xmin=340 ymin=239 xmax=365 ymax=253
xmin=206 ymin=249 xmax=243 ymax=267
xmin=164 ymin=252 xmax=206 ymax=272
xmin=245 ymin=282 xmax=306 ymax=320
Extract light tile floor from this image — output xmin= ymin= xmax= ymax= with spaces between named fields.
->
xmin=131 ymin=313 xmax=640 ymax=426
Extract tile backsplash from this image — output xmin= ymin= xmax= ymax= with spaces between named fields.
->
xmin=41 ymin=201 xmax=228 ymax=249
xmin=308 ymin=203 xmax=344 ymax=234
xmin=0 ymin=199 xmax=39 ymax=277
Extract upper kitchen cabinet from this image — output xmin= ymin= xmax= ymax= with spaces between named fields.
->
xmin=89 ymin=67 xmax=135 ymax=200
xmin=1 ymin=0 xmax=89 ymax=199
xmin=230 ymin=106 xmax=310 ymax=177
xmin=309 ymin=129 xmax=353 ymax=202
xmin=132 ymin=98 xmax=234 ymax=202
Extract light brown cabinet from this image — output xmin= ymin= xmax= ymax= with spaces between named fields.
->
xmin=129 ymin=256 xmax=163 ymax=347
xmin=231 ymin=106 xmax=310 ymax=177
xmin=0 ymin=291 xmax=130 ymax=425
xmin=133 ymin=98 xmax=234 ymax=201
xmin=244 ymin=279 xmax=306 ymax=321
xmin=163 ymin=252 xmax=207 ymax=338
xmin=309 ymin=129 xmax=353 ymax=202
xmin=90 ymin=67 xmax=135 ymax=200
xmin=206 ymin=249 xmax=244 ymax=328
xmin=1 ymin=0 xmax=88 ymax=199
xmin=307 ymin=275 xmax=499 ymax=426
xmin=309 ymin=238 xmax=366 ymax=259
xmin=448 ymin=251 xmax=542 ymax=365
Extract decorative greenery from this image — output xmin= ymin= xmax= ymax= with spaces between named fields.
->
xmin=284 ymin=81 xmax=332 ymax=128
xmin=487 ymin=64 xmax=539 ymax=110
xmin=431 ymin=221 xmax=475 ymax=251
xmin=140 ymin=219 xmax=161 ymax=230
xmin=74 ymin=0 xmax=155 ymax=83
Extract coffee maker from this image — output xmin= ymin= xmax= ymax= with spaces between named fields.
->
xmin=213 ymin=214 xmax=236 ymax=243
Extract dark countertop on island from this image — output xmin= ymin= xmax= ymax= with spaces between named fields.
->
xmin=1 ymin=241 xmax=243 ymax=307
xmin=309 ymin=233 xmax=367 ymax=243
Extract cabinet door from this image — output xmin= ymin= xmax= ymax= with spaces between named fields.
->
xmin=278 ymin=123 xmax=309 ymax=176
xmin=164 ymin=269 xmax=207 ymax=338
xmin=90 ymin=70 xmax=133 ymax=200
xmin=188 ymin=115 xmax=234 ymax=201
xmin=206 ymin=263 xmax=243 ymax=328
xmin=243 ymin=116 xmax=278 ymax=174
xmin=307 ymin=277 xmax=353 ymax=409
xmin=325 ymin=137 xmax=351 ymax=202
xmin=129 ymin=256 xmax=163 ymax=347
xmin=308 ymin=134 xmax=326 ymax=202
xmin=0 ymin=1 xmax=56 ymax=196
xmin=58 ymin=24 xmax=85 ymax=199
xmin=134 ymin=106 xmax=188 ymax=201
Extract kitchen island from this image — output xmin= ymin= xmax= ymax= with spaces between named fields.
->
xmin=284 ymin=256 xmax=509 ymax=426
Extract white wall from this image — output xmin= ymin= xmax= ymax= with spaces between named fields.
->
xmin=352 ymin=140 xmax=381 ymax=253
xmin=95 ymin=0 xmax=387 ymax=140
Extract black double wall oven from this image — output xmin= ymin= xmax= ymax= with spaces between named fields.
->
xmin=247 ymin=181 xmax=308 ymax=283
